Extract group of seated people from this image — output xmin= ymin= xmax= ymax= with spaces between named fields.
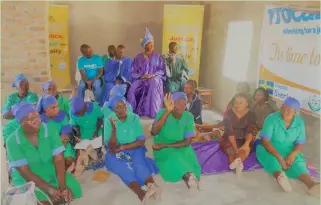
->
xmin=2 ymin=70 xmax=320 ymax=204
xmin=76 ymin=28 xmax=192 ymax=119
xmin=2 ymin=27 xmax=320 ymax=203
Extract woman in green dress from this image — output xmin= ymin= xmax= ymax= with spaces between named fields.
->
xmin=104 ymin=96 xmax=160 ymax=203
xmin=6 ymin=102 xmax=82 ymax=204
xmin=151 ymin=92 xmax=201 ymax=190
xmin=37 ymin=94 xmax=76 ymax=172
xmin=256 ymin=97 xmax=319 ymax=197
xmin=41 ymin=81 xmax=70 ymax=117
xmin=2 ymin=74 xmax=38 ymax=143
xmin=102 ymin=83 xmax=133 ymax=118
xmin=69 ymin=96 xmax=103 ymax=140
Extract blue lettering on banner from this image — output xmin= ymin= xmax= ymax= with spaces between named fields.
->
xmin=259 ymin=79 xmax=265 ymax=88
xmin=265 ymin=81 xmax=275 ymax=96
xmin=268 ymin=7 xmax=320 ymax=25
xmin=272 ymin=83 xmax=288 ymax=100
xmin=283 ymin=26 xmax=321 ymax=35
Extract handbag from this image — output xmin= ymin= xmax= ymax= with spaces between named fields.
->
xmin=3 ymin=182 xmax=52 ymax=205
xmin=69 ymin=126 xmax=81 ymax=147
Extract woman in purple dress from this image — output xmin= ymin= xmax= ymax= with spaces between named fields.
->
xmin=127 ymin=28 xmax=165 ymax=118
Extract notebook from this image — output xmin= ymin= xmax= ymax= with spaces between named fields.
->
xmin=74 ymin=136 xmax=103 ymax=150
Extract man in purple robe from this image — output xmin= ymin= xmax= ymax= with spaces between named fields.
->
xmin=101 ymin=45 xmax=133 ymax=104
xmin=127 ymin=28 xmax=165 ymax=118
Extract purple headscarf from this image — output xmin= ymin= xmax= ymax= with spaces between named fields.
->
xmin=60 ymin=125 xmax=72 ymax=135
xmin=41 ymin=81 xmax=56 ymax=92
xmin=12 ymin=74 xmax=28 ymax=88
xmin=11 ymin=102 xmax=37 ymax=122
xmin=70 ymin=96 xmax=86 ymax=115
xmin=36 ymin=94 xmax=57 ymax=114
xmin=107 ymin=96 xmax=126 ymax=110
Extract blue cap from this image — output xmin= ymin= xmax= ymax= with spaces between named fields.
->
xmin=284 ymin=96 xmax=301 ymax=112
xmin=172 ymin=92 xmax=187 ymax=101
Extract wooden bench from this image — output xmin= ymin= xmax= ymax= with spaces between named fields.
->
xmin=198 ymin=87 xmax=214 ymax=109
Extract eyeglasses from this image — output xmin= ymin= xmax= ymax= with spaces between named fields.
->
xmin=114 ymin=105 xmax=127 ymax=111
xmin=24 ymin=115 xmax=41 ymax=124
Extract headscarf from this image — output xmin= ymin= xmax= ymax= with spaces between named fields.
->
xmin=41 ymin=81 xmax=56 ymax=92
xmin=284 ymin=96 xmax=301 ymax=112
xmin=107 ymin=96 xmax=126 ymax=110
xmin=36 ymin=94 xmax=57 ymax=114
xmin=70 ymin=96 xmax=86 ymax=114
xmin=140 ymin=27 xmax=154 ymax=47
xmin=60 ymin=125 xmax=72 ymax=135
xmin=11 ymin=102 xmax=37 ymax=123
xmin=12 ymin=74 xmax=28 ymax=88
xmin=172 ymin=92 xmax=187 ymax=101
xmin=110 ymin=84 xmax=127 ymax=97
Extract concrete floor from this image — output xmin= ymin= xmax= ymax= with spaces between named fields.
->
xmin=74 ymin=110 xmax=320 ymax=205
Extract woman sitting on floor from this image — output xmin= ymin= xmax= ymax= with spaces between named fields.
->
xmin=41 ymin=81 xmax=70 ymax=117
xmin=151 ymin=93 xmax=201 ymax=190
xmin=70 ymin=96 xmax=103 ymax=140
xmin=219 ymin=92 xmax=256 ymax=177
xmin=227 ymin=81 xmax=253 ymax=109
xmin=2 ymin=74 xmax=39 ymax=144
xmin=69 ymin=96 xmax=104 ymax=175
xmin=37 ymin=94 xmax=76 ymax=173
xmin=256 ymin=97 xmax=319 ymax=197
xmin=194 ymin=82 xmax=253 ymax=142
xmin=251 ymin=87 xmax=275 ymax=131
xmin=6 ymin=102 xmax=82 ymax=204
xmin=104 ymin=96 xmax=160 ymax=203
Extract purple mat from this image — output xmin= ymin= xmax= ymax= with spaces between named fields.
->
xmin=192 ymin=141 xmax=319 ymax=178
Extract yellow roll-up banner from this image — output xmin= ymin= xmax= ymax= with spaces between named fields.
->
xmin=48 ymin=5 xmax=71 ymax=89
xmin=162 ymin=5 xmax=204 ymax=85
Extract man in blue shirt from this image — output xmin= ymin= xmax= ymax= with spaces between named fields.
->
xmin=77 ymin=44 xmax=104 ymax=104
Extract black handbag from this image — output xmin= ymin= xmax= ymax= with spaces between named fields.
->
xmin=69 ymin=126 xmax=80 ymax=147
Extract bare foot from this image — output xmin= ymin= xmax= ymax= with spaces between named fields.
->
xmin=79 ymin=150 xmax=89 ymax=166
xmin=67 ymin=162 xmax=76 ymax=173
xmin=74 ymin=164 xmax=85 ymax=177
xmin=141 ymin=187 xmax=156 ymax=205
xmin=86 ymin=145 xmax=98 ymax=161
xmin=308 ymin=183 xmax=320 ymax=198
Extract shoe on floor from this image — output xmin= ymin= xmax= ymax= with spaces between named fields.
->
xmin=277 ymin=172 xmax=292 ymax=193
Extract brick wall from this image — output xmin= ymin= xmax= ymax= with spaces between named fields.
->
xmin=1 ymin=1 xmax=50 ymax=191
xmin=1 ymin=2 xmax=50 ymax=105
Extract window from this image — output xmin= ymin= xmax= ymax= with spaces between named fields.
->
xmin=222 ymin=21 xmax=253 ymax=82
